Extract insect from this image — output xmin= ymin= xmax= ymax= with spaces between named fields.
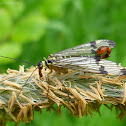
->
xmin=39 ymin=39 xmax=119 ymax=76
xmin=1 ymin=39 xmax=116 ymax=78
xmin=2 ymin=39 xmax=126 ymax=116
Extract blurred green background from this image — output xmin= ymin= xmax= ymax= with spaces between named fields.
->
xmin=0 ymin=0 xmax=126 ymax=125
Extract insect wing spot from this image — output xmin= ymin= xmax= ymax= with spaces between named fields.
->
xmin=89 ymin=41 xmax=97 ymax=49
xmin=91 ymin=49 xmax=96 ymax=54
xmin=107 ymin=40 xmax=116 ymax=48
xmin=99 ymin=65 xmax=108 ymax=74
xmin=98 ymin=39 xmax=116 ymax=48
xmin=120 ymin=68 xmax=126 ymax=75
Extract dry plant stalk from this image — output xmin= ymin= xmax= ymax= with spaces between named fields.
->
xmin=0 ymin=65 xmax=126 ymax=125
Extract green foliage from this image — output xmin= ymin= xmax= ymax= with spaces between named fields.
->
xmin=0 ymin=9 xmax=12 ymax=41
xmin=12 ymin=15 xmax=48 ymax=43
xmin=0 ymin=0 xmax=126 ymax=125
xmin=0 ymin=42 xmax=22 ymax=64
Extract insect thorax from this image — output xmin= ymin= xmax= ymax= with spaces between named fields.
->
xmin=47 ymin=55 xmax=65 ymax=63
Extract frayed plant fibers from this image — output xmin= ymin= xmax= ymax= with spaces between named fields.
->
xmin=0 ymin=65 xmax=126 ymax=125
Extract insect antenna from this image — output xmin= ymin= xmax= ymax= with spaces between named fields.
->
xmin=0 ymin=56 xmax=36 ymax=66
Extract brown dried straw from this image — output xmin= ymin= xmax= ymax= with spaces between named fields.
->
xmin=0 ymin=65 xmax=126 ymax=125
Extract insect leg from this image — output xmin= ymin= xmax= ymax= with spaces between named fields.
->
xmin=37 ymin=61 xmax=43 ymax=77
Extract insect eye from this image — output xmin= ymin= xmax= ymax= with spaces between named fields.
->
xmin=48 ymin=59 xmax=54 ymax=64
xmin=38 ymin=61 xmax=42 ymax=67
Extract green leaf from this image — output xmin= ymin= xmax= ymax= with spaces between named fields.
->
xmin=41 ymin=0 xmax=67 ymax=17
xmin=1 ymin=0 xmax=24 ymax=18
xmin=0 ymin=42 xmax=22 ymax=64
xmin=0 ymin=9 xmax=12 ymax=41
xmin=12 ymin=16 xmax=48 ymax=43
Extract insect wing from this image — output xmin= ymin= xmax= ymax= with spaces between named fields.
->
xmin=52 ymin=39 xmax=116 ymax=57
xmin=52 ymin=56 xmax=126 ymax=76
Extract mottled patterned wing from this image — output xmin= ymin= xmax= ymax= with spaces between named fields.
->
xmin=52 ymin=39 xmax=116 ymax=57
xmin=52 ymin=56 xmax=126 ymax=76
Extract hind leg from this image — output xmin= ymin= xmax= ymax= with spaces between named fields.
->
xmin=46 ymin=67 xmax=54 ymax=98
